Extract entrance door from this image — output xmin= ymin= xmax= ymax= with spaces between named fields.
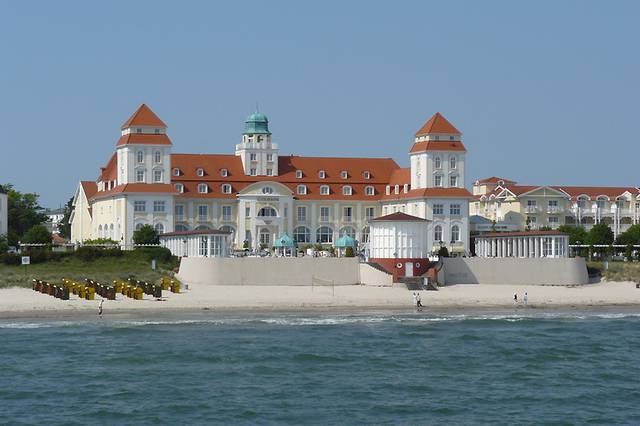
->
xmin=405 ymin=262 xmax=413 ymax=277
xmin=259 ymin=229 xmax=271 ymax=246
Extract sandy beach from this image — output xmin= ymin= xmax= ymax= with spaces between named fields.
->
xmin=1 ymin=281 xmax=640 ymax=318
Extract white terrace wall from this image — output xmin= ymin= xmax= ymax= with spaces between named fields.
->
xmin=359 ymin=264 xmax=394 ymax=287
xmin=178 ymin=257 xmax=361 ymax=286
xmin=442 ymin=257 xmax=588 ymax=286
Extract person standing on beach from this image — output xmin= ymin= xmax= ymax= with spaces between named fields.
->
xmin=412 ymin=292 xmax=418 ymax=309
xmin=416 ymin=293 xmax=423 ymax=309
xmin=513 ymin=293 xmax=518 ymax=304
xmin=98 ymin=299 xmax=104 ymax=318
xmin=524 ymin=292 xmax=528 ymax=305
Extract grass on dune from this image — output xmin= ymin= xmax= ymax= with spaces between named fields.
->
xmin=0 ymin=255 xmax=177 ymax=289
xmin=588 ymin=260 xmax=640 ymax=283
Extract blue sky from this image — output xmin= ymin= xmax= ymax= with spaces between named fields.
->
xmin=1 ymin=0 xmax=638 ymax=207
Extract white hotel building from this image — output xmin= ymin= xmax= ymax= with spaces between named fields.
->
xmin=71 ymin=105 xmax=472 ymax=253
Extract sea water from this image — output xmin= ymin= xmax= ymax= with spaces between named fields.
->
xmin=1 ymin=309 xmax=640 ymax=425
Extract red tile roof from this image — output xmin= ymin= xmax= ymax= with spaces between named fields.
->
xmin=116 ymin=133 xmax=172 ymax=147
xmin=80 ymin=181 xmax=97 ymax=200
xmin=121 ymin=104 xmax=167 ymax=129
xmin=99 ymin=153 xmax=117 ymax=181
xmin=370 ymin=212 xmax=428 ymax=222
xmin=553 ymin=186 xmax=639 ymax=200
xmin=92 ymin=184 xmax=177 ymax=200
xmin=475 ymin=176 xmax=516 ymax=185
xmin=415 ymin=112 xmax=461 ymax=136
xmin=160 ymin=229 xmax=231 ymax=237
xmin=409 ymin=140 xmax=466 ymax=153
xmin=381 ymin=187 xmax=473 ymax=200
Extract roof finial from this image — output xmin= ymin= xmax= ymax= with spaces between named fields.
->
xmin=255 ymin=102 xmax=260 ymax=113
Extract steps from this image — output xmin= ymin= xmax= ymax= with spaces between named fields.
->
xmin=396 ymin=276 xmax=439 ymax=291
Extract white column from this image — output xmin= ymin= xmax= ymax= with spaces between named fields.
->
xmin=551 ymin=237 xmax=556 ymax=258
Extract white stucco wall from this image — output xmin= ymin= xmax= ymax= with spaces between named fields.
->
xmin=359 ymin=263 xmax=394 ymax=287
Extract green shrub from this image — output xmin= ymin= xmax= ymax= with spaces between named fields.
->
xmin=1 ymin=253 xmax=21 ymax=265
xmin=344 ymin=246 xmax=355 ymax=257
xmin=83 ymin=238 xmax=119 ymax=245
xmin=75 ymin=246 xmax=101 ymax=262
xmin=438 ymin=246 xmax=450 ymax=258
xmin=131 ymin=247 xmax=173 ymax=263
xmin=24 ymin=247 xmax=50 ymax=263
xmin=133 ymin=225 xmax=160 ymax=245
xmin=22 ymin=225 xmax=52 ymax=244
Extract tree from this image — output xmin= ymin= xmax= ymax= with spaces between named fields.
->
xmin=344 ymin=246 xmax=355 ymax=257
xmin=557 ymin=225 xmax=588 ymax=245
xmin=1 ymin=184 xmax=48 ymax=246
xmin=616 ymin=224 xmax=640 ymax=246
xmin=22 ymin=225 xmax=52 ymax=244
xmin=133 ymin=224 xmax=159 ymax=245
xmin=58 ymin=196 xmax=74 ymax=239
xmin=438 ymin=246 xmax=449 ymax=258
xmin=586 ymin=223 xmax=614 ymax=246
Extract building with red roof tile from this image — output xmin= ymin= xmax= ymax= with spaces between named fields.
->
xmin=470 ymin=177 xmax=640 ymax=238
xmin=71 ymin=105 xmax=471 ymax=253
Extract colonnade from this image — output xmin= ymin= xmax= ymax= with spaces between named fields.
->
xmin=475 ymin=235 xmax=568 ymax=258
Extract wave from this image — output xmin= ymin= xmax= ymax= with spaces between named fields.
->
xmin=1 ymin=311 xmax=639 ymax=329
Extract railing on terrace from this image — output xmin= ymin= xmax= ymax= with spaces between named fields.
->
xmin=524 ymin=206 xmax=538 ymax=213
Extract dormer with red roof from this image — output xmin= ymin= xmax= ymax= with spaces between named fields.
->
xmin=409 ymin=112 xmax=466 ymax=191
xmin=115 ymin=104 xmax=172 ymax=186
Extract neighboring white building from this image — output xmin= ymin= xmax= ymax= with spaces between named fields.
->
xmin=44 ymin=207 xmax=65 ymax=235
xmin=159 ymin=229 xmax=231 ymax=257
xmin=0 ymin=186 xmax=7 ymax=237
xmin=71 ymin=105 xmax=473 ymax=252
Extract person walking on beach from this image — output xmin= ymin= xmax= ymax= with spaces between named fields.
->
xmin=98 ymin=299 xmax=104 ymax=318
xmin=416 ymin=293 xmax=423 ymax=309
xmin=523 ymin=292 xmax=528 ymax=305
xmin=513 ymin=293 xmax=518 ymax=304
xmin=412 ymin=292 xmax=417 ymax=308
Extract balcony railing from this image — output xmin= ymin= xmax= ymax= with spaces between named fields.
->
xmin=222 ymin=215 xmax=233 ymax=222
xmin=320 ymin=216 xmax=330 ymax=222
xmin=547 ymin=206 xmax=563 ymax=213
xmin=343 ymin=216 xmax=353 ymax=223
xmin=524 ymin=206 xmax=538 ymax=213
xmin=175 ymin=215 xmax=184 ymax=221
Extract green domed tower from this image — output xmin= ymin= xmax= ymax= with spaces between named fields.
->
xmin=235 ymin=110 xmax=279 ymax=176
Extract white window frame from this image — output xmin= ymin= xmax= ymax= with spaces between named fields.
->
xmin=450 ymin=156 xmax=457 ymax=169
xmin=222 ymin=205 xmax=233 ymax=221
xmin=434 ymin=156 xmax=441 ymax=169
xmin=297 ymin=185 xmax=307 ymax=195
xmin=297 ymin=206 xmax=307 ymax=222
xmin=175 ymin=183 xmax=184 ymax=193
xmin=153 ymin=169 xmax=163 ymax=183
xmin=340 ymin=170 xmax=348 ymax=179
xmin=221 ymin=184 xmax=232 ymax=194
xmin=365 ymin=186 xmax=375 ymax=196
xmin=137 ymin=150 xmax=144 ymax=164
xmin=296 ymin=170 xmax=303 ymax=178
xmin=450 ymin=204 xmax=461 ymax=216
xmin=342 ymin=186 xmax=353 ymax=196
xmin=363 ymin=171 xmax=371 ymax=179
xmin=154 ymin=151 xmax=162 ymax=164
xmin=198 ymin=183 xmax=208 ymax=194
xmin=220 ymin=168 xmax=228 ymax=177
xmin=319 ymin=170 xmax=326 ymax=179
xmin=320 ymin=185 xmax=330 ymax=195
xmin=136 ymin=169 xmax=145 ymax=183
xmin=134 ymin=201 xmax=146 ymax=212
xmin=172 ymin=168 xmax=180 ymax=177
xmin=153 ymin=201 xmax=166 ymax=213
xmin=433 ymin=204 xmax=444 ymax=215
xmin=434 ymin=175 xmax=442 ymax=187
xmin=198 ymin=205 xmax=208 ymax=221
xmin=450 ymin=175 xmax=458 ymax=187
xmin=196 ymin=168 xmax=204 ymax=177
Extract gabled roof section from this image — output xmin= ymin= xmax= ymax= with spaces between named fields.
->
xmin=475 ymin=176 xmax=516 ymax=185
xmin=410 ymin=140 xmax=466 ymax=153
xmin=415 ymin=112 xmax=461 ymax=136
xmin=121 ymin=104 xmax=167 ymax=129
xmin=370 ymin=212 xmax=428 ymax=222
xmin=80 ymin=181 xmax=97 ymax=200
xmin=116 ymin=133 xmax=172 ymax=147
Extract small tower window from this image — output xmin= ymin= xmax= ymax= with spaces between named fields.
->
xmin=385 ymin=185 xmax=390 ymax=195
xmin=196 ymin=168 xmax=205 ymax=177
xmin=320 ymin=185 xmax=330 ymax=195
xmin=266 ymin=168 xmax=273 ymax=176
xmin=296 ymin=170 xmax=303 ymax=179
xmin=342 ymin=186 xmax=353 ymax=196
xmin=341 ymin=171 xmax=348 ymax=179
xmin=175 ymin=183 xmax=184 ymax=193
xmin=450 ymin=156 xmax=457 ymax=169
xmin=153 ymin=169 xmax=163 ymax=183
xmin=172 ymin=168 xmax=180 ymax=177
xmin=136 ymin=128 xmax=142 ymax=134
xmin=221 ymin=184 xmax=232 ymax=194
xmin=250 ymin=168 xmax=257 ymax=176
xmin=297 ymin=185 xmax=307 ymax=195
xmin=403 ymin=184 xmax=409 ymax=193
xmin=220 ymin=168 xmax=228 ymax=177
xmin=365 ymin=186 xmax=375 ymax=196
xmin=137 ymin=150 xmax=144 ymax=164
xmin=363 ymin=171 xmax=371 ymax=179
xmin=394 ymin=185 xmax=399 ymax=194
xmin=250 ymin=153 xmax=257 ymax=161
xmin=155 ymin=128 xmax=160 ymax=134
xmin=198 ymin=183 xmax=208 ymax=194
xmin=319 ymin=170 xmax=326 ymax=179
xmin=266 ymin=154 xmax=273 ymax=162
xmin=435 ymin=157 xmax=441 ymax=169
xmin=136 ymin=169 xmax=144 ymax=183
xmin=154 ymin=151 xmax=162 ymax=164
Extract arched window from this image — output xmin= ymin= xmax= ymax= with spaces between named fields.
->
xmin=361 ymin=226 xmax=370 ymax=243
xmin=320 ymin=185 xmax=330 ymax=195
xmin=434 ymin=225 xmax=443 ymax=242
xmin=135 ymin=223 xmax=144 ymax=231
xmin=577 ymin=196 xmax=589 ymax=209
xmin=220 ymin=225 xmax=235 ymax=235
xmin=293 ymin=226 xmax=311 ymax=243
xmin=340 ymin=226 xmax=356 ymax=239
xmin=98 ymin=225 xmax=103 ymax=238
xmin=340 ymin=170 xmax=348 ymax=179
xmin=175 ymin=183 xmax=184 ymax=193
xmin=297 ymin=185 xmax=307 ymax=195
xmin=319 ymin=170 xmax=326 ymax=179
xmin=450 ymin=156 xmax=457 ymax=169
xmin=258 ymin=207 xmax=277 ymax=217
xmin=434 ymin=156 xmax=441 ymax=169
xmin=175 ymin=224 xmax=189 ymax=232
xmin=195 ymin=225 xmax=211 ymax=230
xmin=154 ymin=151 xmax=162 ymax=164
xmin=154 ymin=223 xmax=165 ymax=234
xmin=363 ymin=171 xmax=371 ymax=179
xmin=342 ymin=186 xmax=353 ymax=196
xmin=109 ymin=224 xmax=114 ymax=239
xmin=596 ymin=196 xmax=607 ymax=209
xmin=316 ymin=226 xmax=333 ymax=243
xmin=451 ymin=225 xmax=460 ymax=242
xmin=262 ymin=186 xmax=274 ymax=195
xmin=220 ymin=168 xmax=228 ymax=177
xmin=196 ymin=168 xmax=205 ymax=177
xmin=365 ymin=186 xmax=375 ymax=196
xmin=172 ymin=168 xmax=180 ymax=176
xmin=137 ymin=150 xmax=144 ymax=164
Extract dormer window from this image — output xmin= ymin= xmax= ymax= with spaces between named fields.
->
xmin=262 ymin=186 xmax=274 ymax=195
xmin=385 ymin=185 xmax=390 ymax=195
xmin=434 ymin=135 xmax=440 ymax=140
xmin=296 ymin=170 xmax=303 ymax=179
xmin=319 ymin=170 xmax=326 ymax=179
xmin=220 ymin=168 xmax=228 ymax=177
xmin=363 ymin=171 xmax=371 ymax=180
xmin=137 ymin=150 xmax=144 ymax=164
xmin=403 ymin=184 xmax=409 ymax=193
xmin=221 ymin=184 xmax=232 ymax=194
xmin=449 ymin=136 xmax=454 ymax=141
xmin=320 ymin=185 xmax=330 ymax=195
xmin=341 ymin=171 xmax=348 ymax=179
xmin=175 ymin=183 xmax=184 ymax=193
xmin=136 ymin=128 xmax=142 ymax=134
xmin=342 ymin=186 xmax=353 ymax=196
xmin=297 ymin=185 xmax=307 ymax=195
xmin=154 ymin=151 xmax=161 ymax=164
xmin=196 ymin=168 xmax=205 ymax=177
xmin=172 ymin=168 xmax=180 ymax=177
xmin=198 ymin=183 xmax=208 ymax=194
xmin=365 ymin=186 xmax=375 ymax=196
xmin=394 ymin=185 xmax=399 ymax=194
xmin=155 ymin=128 xmax=160 ymax=134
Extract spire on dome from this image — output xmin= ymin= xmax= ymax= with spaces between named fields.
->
xmin=415 ymin=112 xmax=461 ymax=136
xmin=121 ymin=104 xmax=167 ymax=130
